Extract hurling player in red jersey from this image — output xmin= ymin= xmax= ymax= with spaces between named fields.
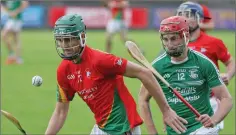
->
xmin=105 ymin=0 xmax=128 ymax=53
xmin=177 ymin=1 xmax=235 ymax=131
xmin=45 ymin=14 xmax=188 ymax=135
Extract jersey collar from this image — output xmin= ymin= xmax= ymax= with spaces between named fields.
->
xmin=170 ymin=49 xmax=190 ymax=64
xmin=171 ymin=57 xmax=188 ymax=64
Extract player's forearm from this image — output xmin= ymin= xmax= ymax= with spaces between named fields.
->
xmin=139 ymin=100 xmax=158 ymax=134
xmin=211 ymin=97 xmax=233 ymax=125
xmin=226 ymin=59 xmax=235 ymax=80
xmin=14 ymin=2 xmax=29 ymax=14
xmin=140 ymin=70 xmax=170 ymax=113
xmin=45 ymin=110 xmax=67 ymax=135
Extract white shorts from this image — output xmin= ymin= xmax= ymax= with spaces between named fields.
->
xmin=106 ymin=19 xmax=127 ymax=34
xmin=3 ymin=19 xmax=22 ymax=32
xmin=210 ymin=97 xmax=224 ymax=130
xmin=90 ymin=124 xmax=141 ymax=135
xmin=189 ymin=126 xmax=219 ymax=135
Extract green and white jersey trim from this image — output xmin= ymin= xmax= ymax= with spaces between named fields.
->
xmin=151 ymin=52 xmax=167 ymax=65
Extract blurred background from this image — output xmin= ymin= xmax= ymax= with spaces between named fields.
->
xmin=1 ymin=0 xmax=235 ymax=134
xmin=1 ymin=0 xmax=235 ymax=30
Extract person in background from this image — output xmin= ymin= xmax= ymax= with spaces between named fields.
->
xmin=1 ymin=1 xmax=29 ymax=64
xmin=177 ymin=1 xmax=235 ymax=132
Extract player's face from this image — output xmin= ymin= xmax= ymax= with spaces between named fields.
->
xmin=177 ymin=10 xmax=198 ymax=31
xmin=161 ymin=33 xmax=186 ymax=57
xmin=55 ymin=37 xmax=82 ymax=58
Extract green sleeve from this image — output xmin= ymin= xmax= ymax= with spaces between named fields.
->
xmin=203 ymin=60 xmax=223 ymax=88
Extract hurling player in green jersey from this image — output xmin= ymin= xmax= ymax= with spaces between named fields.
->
xmin=139 ymin=16 xmax=233 ymax=135
xmin=1 ymin=1 xmax=29 ymax=64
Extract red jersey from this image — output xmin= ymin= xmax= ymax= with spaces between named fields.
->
xmin=188 ymin=31 xmax=231 ymax=69
xmin=56 ymin=46 xmax=142 ymax=134
xmin=188 ymin=31 xmax=231 ymax=97
xmin=110 ymin=0 xmax=125 ymax=20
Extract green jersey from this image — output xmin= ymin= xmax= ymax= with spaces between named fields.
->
xmin=152 ymin=49 xmax=223 ymax=135
xmin=5 ymin=1 xmax=22 ymax=20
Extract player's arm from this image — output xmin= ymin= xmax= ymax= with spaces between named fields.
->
xmin=221 ymin=57 xmax=235 ymax=85
xmin=198 ymin=58 xmax=233 ymax=127
xmin=45 ymin=85 xmax=72 ymax=135
xmin=124 ymin=61 xmax=171 ymax=113
xmin=45 ymin=102 xmax=70 ymax=135
xmin=10 ymin=1 xmax=29 ymax=17
xmin=139 ymin=84 xmax=158 ymax=134
xmin=16 ymin=1 xmax=29 ymax=13
xmin=45 ymin=67 xmax=75 ymax=134
xmin=216 ymin=40 xmax=235 ymax=85
xmin=96 ymin=53 xmax=187 ymax=134
xmin=210 ymin=84 xmax=233 ymax=127
xmin=97 ymin=54 xmax=171 ymax=114
xmin=125 ymin=61 xmax=187 ymax=134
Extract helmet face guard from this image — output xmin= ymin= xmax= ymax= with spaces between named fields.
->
xmin=176 ymin=2 xmax=204 ymax=33
xmin=54 ymin=29 xmax=86 ymax=60
xmin=177 ymin=9 xmax=201 ymax=24
xmin=53 ymin=14 xmax=87 ymax=60
xmin=160 ymin=31 xmax=189 ymax=57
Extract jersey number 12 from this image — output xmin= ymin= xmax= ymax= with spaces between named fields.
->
xmin=177 ymin=73 xmax=185 ymax=80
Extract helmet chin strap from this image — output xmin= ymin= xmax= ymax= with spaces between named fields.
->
xmin=183 ymin=32 xmax=189 ymax=45
xmin=177 ymin=32 xmax=189 ymax=57
xmin=79 ymin=33 xmax=86 ymax=47
xmin=71 ymin=33 xmax=86 ymax=63
xmin=68 ymin=36 xmax=86 ymax=62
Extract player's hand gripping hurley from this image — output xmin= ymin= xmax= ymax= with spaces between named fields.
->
xmin=125 ymin=41 xmax=201 ymax=117
xmin=1 ymin=110 xmax=27 ymax=135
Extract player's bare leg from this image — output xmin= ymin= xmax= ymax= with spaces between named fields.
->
xmin=120 ymin=29 xmax=145 ymax=55
xmin=119 ymin=28 xmax=128 ymax=43
xmin=1 ymin=29 xmax=16 ymax=64
xmin=1 ymin=30 xmax=13 ymax=53
xmin=12 ymin=31 xmax=23 ymax=64
xmin=105 ymin=32 xmax=114 ymax=53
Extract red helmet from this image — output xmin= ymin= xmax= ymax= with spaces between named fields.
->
xmin=159 ymin=16 xmax=190 ymax=57
xmin=159 ymin=16 xmax=189 ymax=38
